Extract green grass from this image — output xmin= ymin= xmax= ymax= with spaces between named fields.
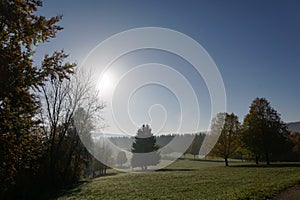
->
xmin=58 ymin=159 xmax=300 ymax=200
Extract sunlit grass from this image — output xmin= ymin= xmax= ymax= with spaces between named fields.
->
xmin=58 ymin=158 xmax=300 ymax=200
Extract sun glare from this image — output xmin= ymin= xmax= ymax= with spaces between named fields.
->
xmin=97 ymin=72 xmax=115 ymax=95
xmin=101 ymin=73 xmax=111 ymax=88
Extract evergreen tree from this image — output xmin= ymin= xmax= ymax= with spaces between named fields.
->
xmin=131 ymin=125 xmax=160 ymax=170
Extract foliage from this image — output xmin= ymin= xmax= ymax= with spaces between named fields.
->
xmin=289 ymin=132 xmax=300 ymax=160
xmin=0 ymin=0 xmax=74 ymax=195
xmin=241 ymin=97 xmax=290 ymax=165
xmin=210 ymin=113 xmax=241 ymax=166
xmin=290 ymin=132 xmax=300 ymax=152
xmin=109 ymin=133 xmax=204 ymax=154
xmin=131 ymin=125 xmax=160 ymax=170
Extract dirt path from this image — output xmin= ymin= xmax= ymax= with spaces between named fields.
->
xmin=273 ymin=185 xmax=300 ymax=200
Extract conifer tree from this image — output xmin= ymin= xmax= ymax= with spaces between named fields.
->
xmin=131 ymin=125 xmax=160 ymax=170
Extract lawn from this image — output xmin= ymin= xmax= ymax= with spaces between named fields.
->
xmin=58 ymin=159 xmax=300 ymax=200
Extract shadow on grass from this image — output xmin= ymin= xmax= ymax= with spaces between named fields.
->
xmin=179 ymin=157 xmax=225 ymax=163
xmin=156 ymin=168 xmax=196 ymax=172
xmin=55 ymin=172 xmax=119 ymax=198
xmin=231 ymin=163 xmax=300 ymax=168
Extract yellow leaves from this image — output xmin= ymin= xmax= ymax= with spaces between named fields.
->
xmin=15 ymin=86 xmax=22 ymax=93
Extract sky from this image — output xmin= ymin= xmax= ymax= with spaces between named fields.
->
xmin=35 ymin=0 xmax=300 ymax=135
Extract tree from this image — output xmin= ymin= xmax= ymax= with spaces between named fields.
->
xmin=131 ymin=125 xmax=160 ymax=171
xmin=38 ymin=72 xmax=104 ymax=187
xmin=210 ymin=113 xmax=241 ymax=166
xmin=289 ymin=132 xmax=300 ymax=160
xmin=91 ymin=140 xmax=114 ymax=177
xmin=189 ymin=134 xmax=204 ymax=160
xmin=116 ymin=151 xmax=127 ymax=168
xmin=241 ymin=98 xmax=290 ymax=165
xmin=0 ymin=0 xmax=74 ymax=195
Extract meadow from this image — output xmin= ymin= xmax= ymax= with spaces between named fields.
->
xmin=57 ymin=157 xmax=300 ymax=200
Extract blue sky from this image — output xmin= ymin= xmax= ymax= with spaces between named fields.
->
xmin=36 ymin=0 xmax=300 ymax=134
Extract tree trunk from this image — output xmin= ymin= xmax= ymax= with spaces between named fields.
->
xmin=265 ymin=152 xmax=270 ymax=165
xmin=225 ymin=157 xmax=229 ymax=166
xmin=255 ymin=155 xmax=259 ymax=164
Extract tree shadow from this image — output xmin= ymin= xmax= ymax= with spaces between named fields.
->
xmin=231 ymin=163 xmax=300 ymax=168
xmin=55 ymin=172 xmax=119 ymax=198
xmin=182 ymin=158 xmax=225 ymax=163
xmin=156 ymin=168 xmax=196 ymax=172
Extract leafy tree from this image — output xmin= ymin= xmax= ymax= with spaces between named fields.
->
xmin=131 ymin=125 xmax=160 ymax=171
xmin=210 ymin=113 xmax=241 ymax=166
xmin=116 ymin=151 xmax=127 ymax=167
xmin=289 ymin=132 xmax=300 ymax=159
xmin=241 ymin=98 xmax=290 ymax=165
xmin=0 ymin=0 xmax=74 ymax=194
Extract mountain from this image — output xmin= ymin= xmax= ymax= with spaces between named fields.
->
xmin=287 ymin=121 xmax=300 ymax=133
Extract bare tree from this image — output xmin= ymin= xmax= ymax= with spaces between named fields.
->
xmin=38 ymin=70 xmax=104 ymax=186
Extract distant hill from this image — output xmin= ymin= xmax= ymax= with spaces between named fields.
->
xmin=287 ymin=121 xmax=300 ymax=133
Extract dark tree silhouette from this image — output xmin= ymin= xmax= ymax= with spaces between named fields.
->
xmin=131 ymin=125 xmax=160 ymax=171
xmin=210 ymin=113 xmax=241 ymax=166
xmin=39 ymin=73 xmax=104 ymax=187
xmin=241 ymin=98 xmax=290 ymax=165
xmin=0 ymin=0 xmax=74 ymax=195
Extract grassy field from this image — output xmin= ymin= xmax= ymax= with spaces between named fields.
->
xmin=58 ymin=158 xmax=300 ymax=200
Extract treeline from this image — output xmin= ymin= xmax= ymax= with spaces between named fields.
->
xmin=0 ymin=1 xmax=109 ymax=199
xmin=109 ymin=128 xmax=205 ymax=170
xmin=109 ymin=133 xmax=204 ymax=153
xmin=209 ymin=98 xmax=300 ymax=166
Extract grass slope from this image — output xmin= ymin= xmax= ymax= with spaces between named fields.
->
xmin=58 ymin=159 xmax=300 ymax=200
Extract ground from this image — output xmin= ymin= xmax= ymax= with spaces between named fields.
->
xmin=273 ymin=185 xmax=300 ymax=200
xmin=57 ymin=158 xmax=300 ymax=200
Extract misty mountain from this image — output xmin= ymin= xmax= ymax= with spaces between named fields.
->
xmin=287 ymin=121 xmax=300 ymax=133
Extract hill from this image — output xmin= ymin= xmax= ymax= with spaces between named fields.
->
xmin=287 ymin=121 xmax=300 ymax=132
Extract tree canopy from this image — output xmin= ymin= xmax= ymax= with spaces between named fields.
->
xmin=0 ymin=0 xmax=74 ymax=195
xmin=241 ymin=97 xmax=290 ymax=165
xmin=210 ymin=113 xmax=241 ymax=166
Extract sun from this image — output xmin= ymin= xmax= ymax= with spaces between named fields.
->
xmin=101 ymin=73 xmax=112 ymax=89
xmin=97 ymin=72 xmax=115 ymax=94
